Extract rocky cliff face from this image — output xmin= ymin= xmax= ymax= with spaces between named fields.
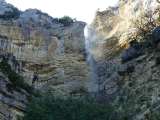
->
xmin=2 ymin=0 xmax=160 ymax=119
xmin=86 ymin=0 xmax=160 ymax=119
xmin=0 ymin=1 xmax=90 ymax=96
xmin=87 ymin=0 xmax=160 ymax=63
xmin=115 ymin=49 xmax=160 ymax=119
xmin=86 ymin=0 xmax=160 ymax=92
xmin=0 ymin=72 xmax=27 ymax=120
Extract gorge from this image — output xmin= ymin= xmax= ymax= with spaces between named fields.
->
xmin=1 ymin=0 xmax=160 ymax=119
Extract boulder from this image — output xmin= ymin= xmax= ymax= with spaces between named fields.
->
xmin=116 ymin=62 xmax=135 ymax=76
xmin=152 ymin=26 xmax=160 ymax=42
xmin=121 ymin=47 xmax=139 ymax=63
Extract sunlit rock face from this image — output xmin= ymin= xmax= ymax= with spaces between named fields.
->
xmin=0 ymin=2 xmax=90 ymax=95
xmin=87 ymin=0 xmax=160 ymax=63
xmin=85 ymin=0 xmax=160 ymax=100
xmin=85 ymin=0 xmax=160 ymax=118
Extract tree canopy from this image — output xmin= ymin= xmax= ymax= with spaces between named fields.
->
xmin=17 ymin=91 xmax=120 ymax=120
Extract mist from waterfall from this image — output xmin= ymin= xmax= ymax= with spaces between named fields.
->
xmin=84 ymin=25 xmax=101 ymax=92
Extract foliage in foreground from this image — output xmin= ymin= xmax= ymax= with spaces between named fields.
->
xmin=16 ymin=90 xmax=160 ymax=120
xmin=0 ymin=62 xmax=35 ymax=95
xmin=17 ymin=91 xmax=121 ymax=120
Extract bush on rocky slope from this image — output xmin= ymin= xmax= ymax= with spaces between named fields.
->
xmin=35 ymin=9 xmax=73 ymax=26
xmin=59 ymin=16 xmax=73 ymax=26
xmin=0 ymin=62 xmax=35 ymax=95
xmin=0 ymin=6 xmax=20 ymax=20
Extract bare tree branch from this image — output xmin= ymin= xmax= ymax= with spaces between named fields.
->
xmin=133 ymin=9 xmax=160 ymax=41
xmin=156 ymin=0 xmax=160 ymax=3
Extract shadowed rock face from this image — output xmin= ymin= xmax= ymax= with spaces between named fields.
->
xmin=0 ymin=72 xmax=28 ymax=120
xmin=0 ymin=1 xmax=91 ymax=96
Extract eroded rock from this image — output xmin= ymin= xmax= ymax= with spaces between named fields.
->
xmin=0 ymin=1 xmax=90 ymax=96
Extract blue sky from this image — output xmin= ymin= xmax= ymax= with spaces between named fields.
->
xmin=6 ymin=0 xmax=118 ymax=24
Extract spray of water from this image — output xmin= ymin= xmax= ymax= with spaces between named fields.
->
xmin=84 ymin=25 xmax=101 ymax=92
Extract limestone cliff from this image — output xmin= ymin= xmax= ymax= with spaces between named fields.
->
xmin=86 ymin=0 xmax=160 ymax=119
xmin=2 ymin=0 xmax=160 ymax=119
xmin=87 ymin=0 xmax=160 ymax=63
xmin=0 ymin=72 xmax=28 ymax=120
xmin=0 ymin=1 xmax=90 ymax=96
xmin=86 ymin=0 xmax=160 ymax=94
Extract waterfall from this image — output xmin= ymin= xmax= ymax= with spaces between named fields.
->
xmin=85 ymin=25 xmax=101 ymax=92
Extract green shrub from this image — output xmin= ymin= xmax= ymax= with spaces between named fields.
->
xmin=0 ymin=7 xmax=20 ymax=20
xmin=17 ymin=91 xmax=121 ymax=120
xmin=145 ymin=108 xmax=160 ymax=120
xmin=129 ymin=39 xmax=139 ymax=47
xmin=59 ymin=16 xmax=73 ymax=26
xmin=0 ymin=62 xmax=34 ymax=95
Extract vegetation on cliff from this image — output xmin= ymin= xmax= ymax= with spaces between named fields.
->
xmin=0 ymin=6 xmax=20 ymax=20
xmin=59 ymin=16 xmax=73 ymax=26
xmin=0 ymin=62 xmax=35 ymax=95
xmin=35 ymin=9 xmax=73 ymax=26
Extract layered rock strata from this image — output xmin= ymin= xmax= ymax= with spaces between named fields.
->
xmin=86 ymin=0 xmax=160 ymax=118
xmin=0 ymin=1 xmax=90 ymax=95
xmin=0 ymin=72 xmax=27 ymax=120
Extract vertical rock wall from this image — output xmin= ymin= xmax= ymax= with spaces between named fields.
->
xmin=88 ymin=0 xmax=160 ymax=63
xmin=0 ymin=3 xmax=90 ymax=95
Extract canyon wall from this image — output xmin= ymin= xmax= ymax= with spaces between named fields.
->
xmin=0 ymin=1 xmax=90 ymax=96
xmin=87 ymin=0 xmax=160 ymax=63
xmin=0 ymin=1 xmax=92 ymax=118
xmin=86 ymin=0 xmax=160 ymax=92
xmin=0 ymin=72 xmax=27 ymax=120
xmin=2 ymin=0 xmax=160 ymax=119
xmin=86 ymin=0 xmax=160 ymax=119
